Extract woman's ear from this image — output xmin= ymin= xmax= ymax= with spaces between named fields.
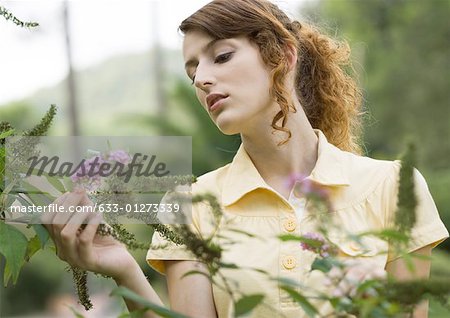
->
xmin=285 ymin=43 xmax=298 ymax=71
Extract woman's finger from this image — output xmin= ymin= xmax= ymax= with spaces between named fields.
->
xmin=42 ymin=192 xmax=72 ymax=244
xmin=77 ymin=213 xmax=103 ymax=265
xmin=44 ymin=190 xmax=86 ymax=262
xmin=58 ymin=209 xmax=96 ymax=264
xmin=78 ymin=191 xmax=95 ymax=207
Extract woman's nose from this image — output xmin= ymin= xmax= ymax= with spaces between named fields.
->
xmin=194 ymin=66 xmax=215 ymax=91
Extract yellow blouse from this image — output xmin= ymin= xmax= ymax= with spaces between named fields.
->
xmin=147 ymin=129 xmax=448 ymax=318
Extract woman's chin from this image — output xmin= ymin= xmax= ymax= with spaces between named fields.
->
xmin=217 ymin=126 xmax=240 ymax=136
xmin=214 ymin=117 xmax=240 ymax=135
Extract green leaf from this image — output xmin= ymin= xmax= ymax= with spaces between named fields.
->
xmin=278 ymin=234 xmax=303 ymax=242
xmin=219 ymin=262 xmax=239 ymax=269
xmin=334 ymin=296 xmax=353 ymax=312
xmin=249 ymin=268 xmax=270 ymax=276
xmin=0 ymin=145 xmax=6 ymax=177
xmin=1 ymin=182 xmax=16 ymax=198
xmin=234 ymin=294 xmax=265 ymax=316
xmin=271 ymin=276 xmax=301 ymax=288
xmin=14 ymin=194 xmax=33 ymax=207
xmin=111 ymin=286 xmax=190 ymax=318
xmin=356 ymin=280 xmax=378 ymax=294
xmin=20 ymin=181 xmax=54 ymax=207
xmin=118 ymin=309 xmax=147 ymax=318
xmin=180 ymin=270 xmax=211 ymax=280
xmin=26 ymin=167 xmax=67 ymax=193
xmin=311 ymin=258 xmax=333 ymax=273
xmin=227 ymin=228 xmax=257 ymax=238
xmin=329 ymin=297 xmax=340 ymax=308
xmin=32 ymin=224 xmax=49 ymax=248
xmin=0 ymin=222 xmax=28 ymax=286
xmin=45 ymin=175 xmax=67 ymax=193
xmin=62 ymin=176 xmax=74 ymax=192
xmin=25 ymin=235 xmax=41 ymax=261
xmin=278 ymin=234 xmax=324 ymax=248
xmin=280 ymin=286 xmax=318 ymax=317
xmin=67 ymin=305 xmax=85 ymax=318
xmin=4 ymin=193 xmax=17 ymax=207
xmin=0 ymin=129 xmax=14 ymax=140
xmin=364 ymin=229 xmax=409 ymax=243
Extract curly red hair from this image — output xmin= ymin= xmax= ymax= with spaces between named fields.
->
xmin=180 ymin=0 xmax=364 ymax=154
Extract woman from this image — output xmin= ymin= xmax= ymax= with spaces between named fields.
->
xmin=45 ymin=0 xmax=448 ymax=317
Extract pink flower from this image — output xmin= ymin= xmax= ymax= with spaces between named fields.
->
xmin=294 ymin=178 xmax=330 ymax=201
xmin=70 ymin=150 xmax=132 ymax=192
xmin=286 ymin=174 xmax=330 ymax=200
xmin=107 ymin=150 xmax=131 ymax=164
xmin=71 ymin=155 xmax=106 ymax=191
xmin=285 ymin=173 xmax=308 ymax=190
xmin=300 ymin=232 xmax=333 ymax=257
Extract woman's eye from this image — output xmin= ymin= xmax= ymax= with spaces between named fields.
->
xmin=214 ymin=52 xmax=233 ymax=64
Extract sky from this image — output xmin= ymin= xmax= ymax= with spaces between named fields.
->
xmin=0 ymin=0 xmax=309 ymax=105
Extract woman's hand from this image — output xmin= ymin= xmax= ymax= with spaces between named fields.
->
xmin=43 ymin=188 xmax=166 ymax=317
xmin=42 ymin=188 xmax=137 ymax=280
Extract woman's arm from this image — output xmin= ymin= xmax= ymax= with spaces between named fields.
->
xmin=385 ymin=245 xmax=432 ymax=318
xmin=166 ymin=260 xmax=217 ymax=318
xmin=113 ymin=259 xmax=164 ymax=317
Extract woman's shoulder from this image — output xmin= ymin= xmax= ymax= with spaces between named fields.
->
xmin=329 ymin=147 xmax=403 ymax=209
xmin=351 ymin=152 xmax=399 ymax=180
xmin=342 ymin=149 xmax=430 ymax=192
xmin=327 ymin=142 xmax=400 ymax=192
xmin=335 ymin=146 xmax=436 ymax=212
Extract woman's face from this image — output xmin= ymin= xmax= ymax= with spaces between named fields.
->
xmin=183 ymin=31 xmax=274 ymax=135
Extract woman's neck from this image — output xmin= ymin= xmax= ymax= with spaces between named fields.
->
xmin=240 ymin=108 xmax=318 ymax=199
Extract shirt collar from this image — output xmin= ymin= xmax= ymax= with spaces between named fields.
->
xmin=222 ymin=129 xmax=350 ymax=206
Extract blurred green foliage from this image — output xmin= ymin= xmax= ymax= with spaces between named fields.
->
xmin=300 ymin=0 xmax=449 ymax=252
xmin=0 ymin=102 xmax=37 ymax=131
xmin=427 ymin=170 xmax=450 ymax=251
xmin=429 ymin=249 xmax=450 ymax=317
xmin=305 ymin=0 xmax=449 ymax=170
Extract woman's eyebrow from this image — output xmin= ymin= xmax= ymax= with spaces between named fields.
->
xmin=184 ymin=38 xmax=222 ymax=70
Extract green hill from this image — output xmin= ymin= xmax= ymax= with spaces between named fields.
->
xmin=0 ymin=48 xmax=187 ymax=135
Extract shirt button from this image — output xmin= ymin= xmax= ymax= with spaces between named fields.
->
xmin=282 ymin=256 xmax=297 ymax=269
xmin=283 ymin=218 xmax=297 ymax=232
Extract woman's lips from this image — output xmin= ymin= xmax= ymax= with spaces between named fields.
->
xmin=206 ymin=93 xmax=228 ymax=111
xmin=209 ymin=96 xmax=228 ymax=112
